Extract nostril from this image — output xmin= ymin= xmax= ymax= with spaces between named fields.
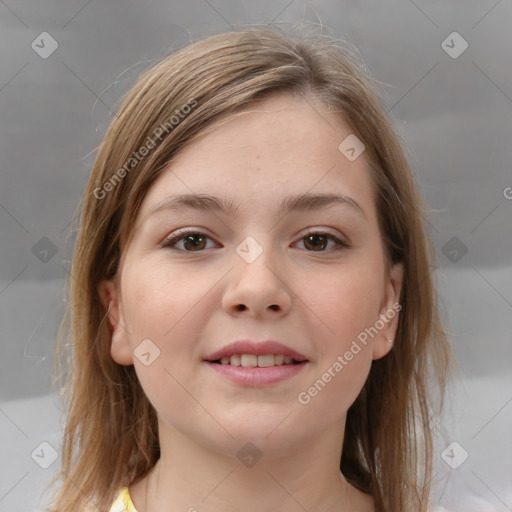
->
xmin=234 ymin=304 xmax=280 ymax=311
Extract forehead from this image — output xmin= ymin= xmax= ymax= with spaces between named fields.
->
xmin=136 ymin=93 xmax=377 ymax=224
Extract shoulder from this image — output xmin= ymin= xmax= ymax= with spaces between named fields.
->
xmin=108 ymin=487 xmax=138 ymax=512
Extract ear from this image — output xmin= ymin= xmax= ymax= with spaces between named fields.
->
xmin=97 ymin=278 xmax=133 ymax=366
xmin=372 ymin=262 xmax=404 ymax=360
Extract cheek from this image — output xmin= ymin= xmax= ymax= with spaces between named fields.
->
xmin=297 ymin=351 xmax=372 ymax=424
xmin=296 ymin=268 xmax=379 ymax=416
xmin=307 ymin=259 xmax=384 ymax=345
xmin=294 ymin=258 xmax=382 ymax=415
xmin=122 ymin=259 xmax=212 ymax=341
xmin=119 ymin=260 xmax=216 ymax=403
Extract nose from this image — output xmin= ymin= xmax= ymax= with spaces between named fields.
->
xmin=221 ymin=238 xmax=292 ymax=319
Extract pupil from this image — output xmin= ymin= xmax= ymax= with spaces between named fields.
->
xmin=185 ymin=235 xmax=205 ymax=251
xmin=305 ymin=234 xmax=327 ymax=251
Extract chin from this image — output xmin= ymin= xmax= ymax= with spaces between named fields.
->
xmin=204 ymin=430 xmax=304 ymax=464
xmin=213 ymin=412 xmax=308 ymax=451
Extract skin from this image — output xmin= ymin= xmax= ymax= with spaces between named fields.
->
xmin=98 ymin=91 xmax=403 ymax=512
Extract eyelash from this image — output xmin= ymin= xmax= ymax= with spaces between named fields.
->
xmin=161 ymin=229 xmax=350 ymax=253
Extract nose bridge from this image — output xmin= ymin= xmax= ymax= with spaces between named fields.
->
xmin=234 ymin=234 xmax=280 ymax=288
xmin=223 ymin=234 xmax=291 ymax=316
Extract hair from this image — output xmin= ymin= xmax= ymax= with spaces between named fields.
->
xmin=46 ymin=24 xmax=454 ymax=512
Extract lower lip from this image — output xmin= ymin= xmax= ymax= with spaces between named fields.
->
xmin=205 ymin=361 xmax=307 ymax=386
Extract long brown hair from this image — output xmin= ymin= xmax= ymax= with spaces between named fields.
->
xmin=46 ymin=25 xmax=454 ymax=512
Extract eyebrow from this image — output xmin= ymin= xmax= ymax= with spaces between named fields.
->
xmin=146 ymin=192 xmax=366 ymax=220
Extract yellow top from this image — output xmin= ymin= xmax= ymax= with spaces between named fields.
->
xmin=106 ymin=486 xmax=442 ymax=511
xmin=109 ymin=487 xmax=138 ymax=512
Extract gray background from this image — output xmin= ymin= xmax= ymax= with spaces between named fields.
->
xmin=1 ymin=1 xmax=511 ymax=511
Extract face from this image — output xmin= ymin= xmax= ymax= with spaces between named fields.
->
xmin=99 ymin=92 xmax=403 ymax=460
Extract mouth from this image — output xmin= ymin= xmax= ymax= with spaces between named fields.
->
xmin=205 ymin=358 xmax=308 ymax=386
xmin=204 ymin=339 xmax=308 ymax=364
xmin=203 ymin=340 xmax=308 ymax=385
xmin=211 ymin=354 xmax=306 ymax=367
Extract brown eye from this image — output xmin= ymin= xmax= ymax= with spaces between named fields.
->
xmin=181 ymin=234 xmax=207 ymax=251
xmin=304 ymin=234 xmax=328 ymax=251
xmin=162 ymin=231 xmax=214 ymax=251
xmin=296 ymin=232 xmax=349 ymax=252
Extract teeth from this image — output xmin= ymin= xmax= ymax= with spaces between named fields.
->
xmin=241 ymin=354 xmax=258 ymax=367
xmin=218 ymin=354 xmax=299 ymax=367
xmin=257 ymin=354 xmax=274 ymax=367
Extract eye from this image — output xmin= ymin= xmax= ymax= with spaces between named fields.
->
xmin=294 ymin=231 xmax=350 ymax=252
xmin=161 ymin=229 xmax=350 ymax=253
xmin=161 ymin=230 xmax=217 ymax=252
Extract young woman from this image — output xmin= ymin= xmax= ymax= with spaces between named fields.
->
xmin=47 ymin=26 xmax=453 ymax=512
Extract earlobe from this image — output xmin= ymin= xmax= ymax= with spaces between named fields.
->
xmin=97 ymin=278 xmax=134 ymax=366
xmin=110 ymin=325 xmax=134 ymax=366
xmin=373 ymin=262 xmax=404 ymax=360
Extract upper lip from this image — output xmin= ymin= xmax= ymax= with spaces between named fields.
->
xmin=204 ymin=340 xmax=308 ymax=362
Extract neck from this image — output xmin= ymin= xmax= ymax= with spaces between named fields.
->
xmin=130 ymin=417 xmax=372 ymax=512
